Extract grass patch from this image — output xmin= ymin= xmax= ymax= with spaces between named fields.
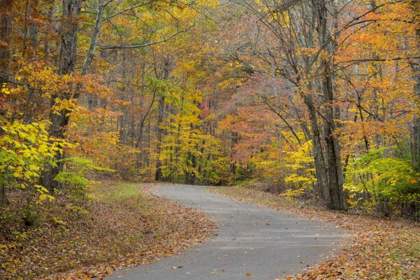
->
xmin=95 ymin=182 xmax=146 ymax=201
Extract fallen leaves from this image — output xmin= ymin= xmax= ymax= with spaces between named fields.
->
xmin=0 ymin=182 xmax=215 ymax=279
xmin=209 ymin=186 xmax=420 ymax=280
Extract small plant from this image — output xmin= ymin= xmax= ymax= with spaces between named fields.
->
xmin=21 ymin=205 xmax=42 ymax=227
xmin=54 ymin=157 xmax=114 ymax=201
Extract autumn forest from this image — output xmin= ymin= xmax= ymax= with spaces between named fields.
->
xmin=1 ymin=0 xmax=420 ymax=279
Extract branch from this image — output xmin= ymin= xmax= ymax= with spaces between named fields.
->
xmin=105 ymin=2 xmax=153 ymax=20
xmin=339 ymin=56 xmax=420 ymax=64
xmin=99 ymin=26 xmax=193 ymax=50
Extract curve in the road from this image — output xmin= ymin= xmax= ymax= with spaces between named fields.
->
xmin=107 ymin=185 xmax=344 ymax=280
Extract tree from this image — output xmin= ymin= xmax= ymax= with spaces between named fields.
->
xmin=224 ymin=0 xmax=348 ymax=209
xmin=0 ymin=0 xmax=13 ymax=206
xmin=42 ymin=0 xmax=82 ymax=192
xmin=409 ymin=0 xmax=420 ymax=171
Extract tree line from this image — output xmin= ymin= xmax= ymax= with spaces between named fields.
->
xmin=0 ymin=0 xmax=419 ymax=219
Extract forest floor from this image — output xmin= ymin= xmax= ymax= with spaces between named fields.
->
xmin=0 ymin=182 xmax=215 ymax=279
xmin=208 ymin=186 xmax=420 ymax=280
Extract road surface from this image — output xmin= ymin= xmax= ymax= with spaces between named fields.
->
xmin=107 ymin=185 xmax=344 ymax=280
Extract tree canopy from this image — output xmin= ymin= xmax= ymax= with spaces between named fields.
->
xmin=1 ymin=0 xmax=419 ymax=217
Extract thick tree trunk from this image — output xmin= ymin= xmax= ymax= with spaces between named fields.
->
xmin=314 ymin=0 xmax=347 ymax=210
xmin=42 ymin=0 xmax=82 ymax=192
xmin=322 ymin=63 xmax=346 ymax=210
xmin=304 ymin=94 xmax=329 ymax=204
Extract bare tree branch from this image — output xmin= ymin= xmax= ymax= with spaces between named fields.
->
xmin=99 ymin=26 xmax=194 ymax=50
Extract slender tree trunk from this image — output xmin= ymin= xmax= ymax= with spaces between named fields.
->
xmin=82 ymin=0 xmax=103 ymax=76
xmin=0 ymin=183 xmax=7 ymax=207
xmin=0 ymin=0 xmax=12 ymax=207
xmin=42 ymin=0 xmax=82 ymax=192
xmin=155 ymin=58 xmax=171 ymax=181
xmin=0 ymin=0 xmax=12 ymax=87
xmin=410 ymin=0 xmax=420 ymax=171
xmin=135 ymin=90 xmax=155 ymax=149
xmin=155 ymin=94 xmax=165 ymax=181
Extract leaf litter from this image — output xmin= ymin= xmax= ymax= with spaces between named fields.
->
xmin=0 ymin=182 xmax=215 ymax=279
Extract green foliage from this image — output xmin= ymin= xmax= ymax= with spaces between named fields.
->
xmin=54 ymin=157 xmax=114 ymax=200
xmin=345 ymin=147 xmax=420 ymax=215
xmin=21 ymin=205 xmax=42 ymax=227
xmin=95 ymin=183 xmax=145 ymax=202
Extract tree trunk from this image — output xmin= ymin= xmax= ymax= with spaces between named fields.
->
xmin=0 ymin=0 xmax=12 ymax=87
xmin=304 ymin=94 xmax=329 ymax=204
xmin=315 ymin=0 xmax=347 ymax=210
xmin=155 ymin=94 xmax=165 ymax=181
xmin=155 ymin=58 xmax=171 ymax=181
xmin=0 ymin=180 xmax=8 ymax=207
xmin=410 ymin=0 xmax=420 ymax=171
xmin=42 ymin=0 xmax=82 ymax=192
xmin=82 ymin=0 xmax=103 ymax=76
xmin=0 ymin=0 xmax=12 ymax=207
xmin=322 ymin=64 xmax=346 ymax=210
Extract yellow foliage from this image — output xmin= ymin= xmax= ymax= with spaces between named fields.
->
xmin=0 ymin=119 xmax=68 ymax=199
xmin=281 ymin=140 xmax=316 ymax=199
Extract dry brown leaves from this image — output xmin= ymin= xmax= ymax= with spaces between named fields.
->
xmin=0 ymin=182 xmax=215 ymax=280
xmin=209 ymin=187 xmax=420 ymax=280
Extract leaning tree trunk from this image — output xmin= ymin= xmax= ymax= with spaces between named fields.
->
xmin=42 ymin=0 xmax=82 ymax=192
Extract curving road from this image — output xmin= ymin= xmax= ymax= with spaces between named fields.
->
xmin=107 ymin=185 xmax=344 ymax=280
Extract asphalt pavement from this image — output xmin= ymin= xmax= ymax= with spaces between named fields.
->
xmin=107 ymin=185 xmax=344 ymax=280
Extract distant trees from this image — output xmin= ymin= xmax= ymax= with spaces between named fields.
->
xmin=217 ymin=0 xmax=420 ymax=214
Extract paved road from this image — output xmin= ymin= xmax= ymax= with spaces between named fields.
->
xmin=108 ymin=185 xmax=344 ymax=280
